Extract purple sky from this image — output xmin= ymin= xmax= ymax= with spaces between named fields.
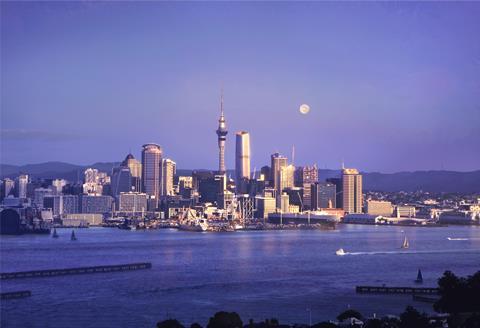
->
xmin=1 ymin=2 xmax=479 ymax=172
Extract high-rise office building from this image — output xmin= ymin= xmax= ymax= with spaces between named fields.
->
xmin=43 ymin=195 xmax=63 ymax=216
xmin=326 ymin=178 xmax=342 ymax=209
xmin=216 ymin=92 xmax=228 ymax=175
xmin=295 ymin=165 xmax=318 ymax=210
xmin=271 ymin=153 xmax=288 ymax=194
xmin=311 ymin=182 xmax=336 ymax=210
xmin=141 ymin=143 xmax=162 ymax=206
xmin=16 ymin=174 xmax=28 ymax=199
xmin=235 ymin=131 xmax=251 ymax=194
xmin=62 ymin=195 xmax=79 ymax=214
xmin=122 ymin=153 xmax=142 ymax=192
xmin=279 ymin=164 xmax=295 ymax=191
xmin=83 ymin=168 xmax=104 ymax=195
xmin=3 ymin=178 xmax=15 ymax=198
xmin=34 ymin=187 xmax=53 ymax=209
xmin=111 ymin=167 xmax=132 ymax=197
xmin=161 ymin=158 xmax=176 ymax=196
xmin=51 ymin=179 xmax=67 ymax=194
xmin=342 ymin=168 xmax=363 ymax=214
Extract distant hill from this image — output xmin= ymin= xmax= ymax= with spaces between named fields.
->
xmin=1 ymin=162 xmax=479 ymax=193
xmin=0 ymin=162 xmax=120 ymax=182
xmin=362 ymin=170 xmax=480 ymax=193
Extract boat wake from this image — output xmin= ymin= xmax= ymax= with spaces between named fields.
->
xmin=340 ymin=249 xmax=480 ymax=256
xmin=447 ymin=237 xmax=469 ymax=241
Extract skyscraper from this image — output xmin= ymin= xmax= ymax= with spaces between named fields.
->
xmin=111 ymin=167 xmax=132 ymax=197
xmin=83 ymin=168 xmax=103 ymax=195
xmin=161 ymin=158 xmax=176 ymax=196
xmin=122 ymin=153 xmax=142 ymax=192
xmin=294 ymin=165 xmax=318 ymax=210
xmin=271 ymin=153 xmax=288 ymax=195
xmin=342 ymin=168 xmax=363 ymax=214
xmin=216 ymin=91 xmax=228 ymax=175
xmin=311 ymin=182 xmax=336 ymax=210
xmin=235 ymin=131 xmax=251 ymax=194
xmin=279 ymin=164 xmax=295 ymax=191
xmin=326 ymin=177 xmax=342 ymax=209
xmin=16 ymin=174 xmax=28 ymax=199
xmin=141 ymin=143 xmax=162 ymax=207
xmin=3 ymin=178 xmax=15 ymax=198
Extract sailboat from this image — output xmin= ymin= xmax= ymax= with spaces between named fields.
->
xmin=70 ymin=230 xmax=77 ymax=241
xmin=401 ymin=235 xmax=409 ymax=249
xmin=415 ymin=269 xmax=423 ymax=284
xmin=52 ymin=228 xmax=59 ymax=238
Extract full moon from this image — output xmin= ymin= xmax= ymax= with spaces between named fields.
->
xmin=299 ymin=104 xmax=310 ymax=115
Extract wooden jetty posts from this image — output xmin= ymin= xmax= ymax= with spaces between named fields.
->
xmin=1 ymin=262 xmax=152 ymax=280
xmin=356 ymin=285 xmax=439 ymax=295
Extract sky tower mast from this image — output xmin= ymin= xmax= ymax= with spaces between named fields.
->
xmin=216 ymin=90 xmax=228 ymax=174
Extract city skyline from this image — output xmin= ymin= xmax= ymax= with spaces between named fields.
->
xmin=2 ymin=1 xmax=480 ymax=172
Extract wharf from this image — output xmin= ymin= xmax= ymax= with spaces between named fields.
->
xmin=1 ymin=290 xmax=32 ymax=300
xmin=1 ymin=262 xmax=152 ymax=280
xmin=356 ymin=286 xmax=439 ymax=295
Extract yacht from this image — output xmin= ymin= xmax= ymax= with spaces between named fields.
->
xmin=415 ymin=269 xmax=423 ymax=284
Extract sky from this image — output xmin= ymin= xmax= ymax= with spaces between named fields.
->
xmin=1 ymin=1 xmax=479 ymax=173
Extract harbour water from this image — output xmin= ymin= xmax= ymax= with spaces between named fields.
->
xmin=1 ymin=225 xmax=479 ymax=328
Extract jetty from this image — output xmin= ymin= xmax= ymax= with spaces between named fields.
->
xmin=1 ymin=262 xmax=152 ymax=280
xmin=356 ymin=286 xmax=439 ymax=295
xmin=1 ymin=290 xmax=32 ymax=300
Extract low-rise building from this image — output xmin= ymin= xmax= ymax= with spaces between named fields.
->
xmin=366 ymin=200 xmax=393 ymax=217
xmin=62 ymin=213 xmax=103 ymax=227
xmin=395 ymin=205 xmax=416 ymax=218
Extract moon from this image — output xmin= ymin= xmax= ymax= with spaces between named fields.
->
xmin=299 ymin=104 xmax=310 ymax=115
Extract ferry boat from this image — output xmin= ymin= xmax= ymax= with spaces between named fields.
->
xmin=178 ymin=218 xmax=209 ymax=232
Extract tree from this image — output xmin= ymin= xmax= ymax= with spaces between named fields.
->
xmin=336 ymin=309 xmax=363 ymax=321
xmin=399 ymin=306 xmax=430 ymax=328
xmin=311 ymin=322 xmax=337 ymax=328
xmin=434 ymin=270 xmax=480 ymax=314
xmin=191 ymin=323 xmax=203 ymax=328
xmin=364 ymin=319 xmax=382 ymax=328
xmin=157 ymin=319 xmax=185 ymax=328
xmin=207 ymin=312 xmax=243 ymax=328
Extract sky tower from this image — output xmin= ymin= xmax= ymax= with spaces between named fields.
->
xmin=216 ymin=90 xmax=228 ymax=174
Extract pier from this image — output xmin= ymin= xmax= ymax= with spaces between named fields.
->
xmin=356 ymin=286 xmax=439 ymax=295
xmin=1 ymin=290 xmax=32 ymax=300
xmin=1 ymin=262 xmax=152 ymax=280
